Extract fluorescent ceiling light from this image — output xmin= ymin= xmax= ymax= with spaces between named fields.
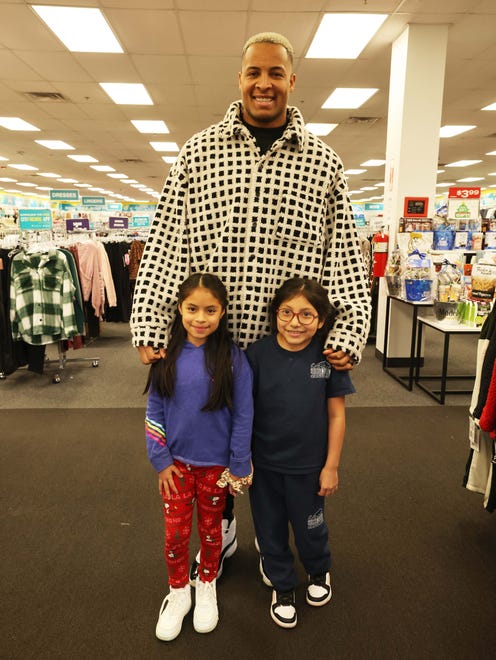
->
xmin=306 ymin=13 xmax=387 ymax=59
xmin=344 ymin=169 xmax=366 ymax=175
xmin=36 ymin=186 xmax=51 ymax=191
xmin=486 ymin=151 xmax=496 ymax=156
xmin=0 ymin=117 xmax=40 ymax=131
xmin=439 ymin=125 xmax=476 ymax=138
xmin=360 ymin=159 xmax=385 ymax=166
xmin=100 ymin=83 xmax=153 ymax=105
xmin=68 ymin=154 xmax=98 ymax=163
xmin=445 ymin=160 xmax=482 ymax=167
xmin=9 ymin=163 xmax=38 ymax=170
xmin=162 ymin=156 xmax=177 ymax=164
xmin=0 ymin=156 xmax=8 ymax=161
xmin=361 ymin=186 xmax=378 ymax=191
xmin=32 ymin=5 xmax=123 ymax=53
xmin=305 ymin=123 xmax=338 ymax=136
xmin=121 ymin=179 xmax=138 ymax=184
xmin=151 ymin=141 xmax=180 ymax=152
xmin=37 ymin=172 xmax=61 ymax=178
xmin=489 ymin=172 xmax=496 ymax=176
xmin=91 ymin=165 xmax=115 ymax=172
xmin=131 ymin=120 xmax=169 ymax=134
xmin=436 ymin=182 xmax=455 ymax=187
xmin=0 ymin=177 xmax=17 ymax=182
xmin=457 ymin=177 xmax=484 ymax=182
xmin=17 ymin=182 xmax=38 ymax=187
xmin=322 ymin=88 xmax=378 ymax=109
xmin=35 ymin=139 xmax=74 ymax=150
xmin=107 ymin=173 xmax=127 ymax=179
xmin=482 ymin=102 xmax=496 ymax=111
xmin=74 ymin=183 xmax=92 ymax=187
xmin=57 ymin=178 xmax=78 ymax=183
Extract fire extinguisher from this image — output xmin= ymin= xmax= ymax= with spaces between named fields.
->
xmin=372 ymin=228 xmax=389 ymax=278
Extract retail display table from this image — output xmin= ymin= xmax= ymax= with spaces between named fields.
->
xmin=382 ymin=295 xmax=433 ymax=391
xmin=414 ymin=316 xmax=480 ymax=404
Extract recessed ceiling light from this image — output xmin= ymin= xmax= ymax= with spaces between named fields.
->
xmin=162 ymin=156 xmax=177 ymax=164
xmin=445 ymin=160 xmax=482 ymax=167
xmin=131 ymin=120 xmax=169 ymax=134
xmin=306 ymin=13 xmax=387 ymax=59
xmin=360 ymin=159 xmax=386 ymax=166
xmin=32 ymin=5 xmax=123 ymax=53
xmin=344 ymin=169 xmax=367 ymax=175
xmin=0 ymin=117 xmax=40 ymax=131
xmin=99 ymin=83 xmax=153 ymax=105
xmin=90 ymin=165 xmax=115 ymax=172
xmin=8 ymin=163 xmax=38 ymax=170
xmin=322 ymin=88 xmax=378 ymax=109
xmin=151 ymin=142 xmax=180 ymax=152
xmin=305 ymin=123 xmax=338 ymax=136
xmin=439 ymin=125 xmax=476 ymax=138
xmin=68 ymin=154 xmax=99 ymax=163
xmin=35 ymin=139 xmax=74 ymax=149
xmin=481 ymin=102 xmax=496 ymax=111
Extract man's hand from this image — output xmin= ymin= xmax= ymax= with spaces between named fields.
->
xmin=137 ymin=345 xmax=166 ymax=365
xmin=323 ymin=348 xmax=354 ymax=371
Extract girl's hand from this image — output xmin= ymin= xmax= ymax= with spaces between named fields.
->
xmin=228 ymin=474 xmax=250 ymax=497
xmin=323 ymin=348 xmax=353 ymax=371
xmin=158 ymin=463 xmax=183 ymax=499
xmin=318 ymin=466 xmax=338 ymax=497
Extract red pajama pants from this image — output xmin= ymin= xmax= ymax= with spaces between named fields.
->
xmin=162 ymin=460 xmax=227 ymax=588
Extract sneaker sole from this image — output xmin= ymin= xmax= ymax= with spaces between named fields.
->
xmin=155 ymin=604 xmax=192 ymax=641
xmin=259 ymin=558 xmax=273 ymax=587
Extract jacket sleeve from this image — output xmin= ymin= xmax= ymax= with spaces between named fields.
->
xmin=228 ymin=349 xmax=254 ymax=478
xmin=130 ymin=154 xmax=190 ymax=348
xmin=145 ymin=388 xmax=174 ymax=472
xmin=322 ymin=163 xmax=371 ymax=364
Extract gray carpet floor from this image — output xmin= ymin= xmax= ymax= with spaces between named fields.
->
xmin=1 ymin=323 xmax=494 ymax=659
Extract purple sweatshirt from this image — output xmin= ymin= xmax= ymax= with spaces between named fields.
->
xmin=145 ymin=341 xmax=253 ymax=477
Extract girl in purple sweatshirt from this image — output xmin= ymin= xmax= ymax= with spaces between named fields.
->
xmin=144 ymin=272 xmax=253 ymax=642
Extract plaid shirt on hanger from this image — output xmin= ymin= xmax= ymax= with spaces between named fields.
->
xmin=9 ymin=248 xmax=78 ymax=345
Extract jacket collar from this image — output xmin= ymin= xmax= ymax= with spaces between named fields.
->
xmin=221 ymin=100 xmax=306 ymax=152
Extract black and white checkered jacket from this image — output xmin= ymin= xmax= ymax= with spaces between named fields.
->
xmin=130 ymin=101 xmax=371 ymax=362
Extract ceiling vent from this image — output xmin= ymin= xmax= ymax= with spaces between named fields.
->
xmin=24 ymin=91 xmax=68 ymax=102
xmin=345 ymin=116 xmax=380 ymax=126
xmin=120 ymin=158 xmax=144 ymax=164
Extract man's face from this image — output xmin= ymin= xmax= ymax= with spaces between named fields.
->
xmin=238 ymin=42 xmax=296 ymax=128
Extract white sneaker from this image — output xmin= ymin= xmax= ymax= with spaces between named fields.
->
xmin=193 ymin=578 xmax=219 ymax=633
xmin=270 ymin=589 xmax=297 ymax=629
xmin=306 ymin=572 xmax=332 ymax=607
xmin=155 ymin=584 xmax=192 ymax=641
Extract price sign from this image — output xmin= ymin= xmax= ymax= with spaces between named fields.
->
xmin=448 ymin=187 xmax=481 ymax=199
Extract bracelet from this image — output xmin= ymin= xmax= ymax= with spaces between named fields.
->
xmin=216 ymin=468 xmax=253 ymax=494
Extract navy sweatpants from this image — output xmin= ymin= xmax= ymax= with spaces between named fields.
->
xmin=249 ymin=467 xmax=331 ymax=592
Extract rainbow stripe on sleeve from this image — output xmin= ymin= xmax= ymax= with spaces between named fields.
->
xmin=145 ymin=417 xmax=167 ymax=447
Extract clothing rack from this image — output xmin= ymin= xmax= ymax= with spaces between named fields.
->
xmin=1 ymin=231 xmax=102 ymax=384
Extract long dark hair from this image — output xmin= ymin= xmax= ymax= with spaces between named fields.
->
xmin=269 ymin=277 xmax=335 ymax=338
xmin=145 ymin=273 xmax=235 ymax=411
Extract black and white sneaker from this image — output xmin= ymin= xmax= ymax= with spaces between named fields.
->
xmin=306 ymin=572 xmax=332 ymax=606
xmin=270 ymin=590 xmax=297 ymax=629
xmin=189 ymin=517 xmax=237 ymax=585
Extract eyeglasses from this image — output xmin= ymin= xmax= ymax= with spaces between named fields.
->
xmin=276 ymin=308 xmax=319 ymax=325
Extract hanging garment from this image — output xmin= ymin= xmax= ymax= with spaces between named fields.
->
xmin=9 ymin=248 xmax=78 ymax=345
